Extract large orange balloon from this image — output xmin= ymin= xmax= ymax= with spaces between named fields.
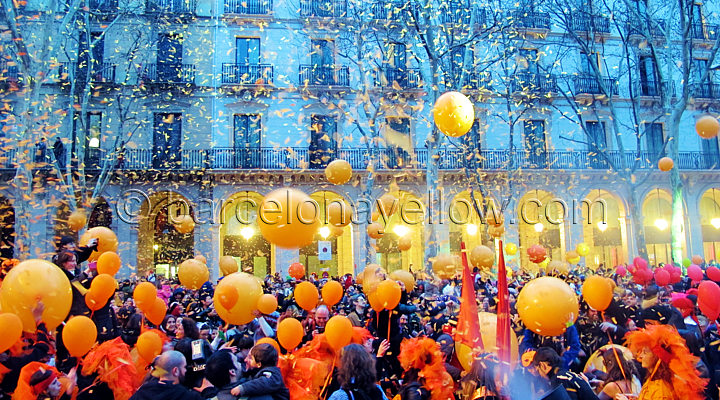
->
xmin=136 ymin=331 xmax=163 ymax=363
xmin=432 ymin=253 xmax=457 ymax=279
xmin=376 ymin=280 xmax=401 ymax=310
xmin=361 ymin=264 xmax=386 ymax=294
xmin=62 ymin=316 xmax=97 ymax=357
xmin=294 ymin=281 xmax=319 ymax=311
xmin=277 ymin=318 xmax=304 ymax=351
xmin=174 ymin=215 xmax=195 ymax=234
xmin=0 ymin=313 xmax=23 ymax=353
xmin=216 ymin=284 xmax=239 ymax=310
xmin=658 ymin=157 xmax=674 ymax=172
xmin=367 ymin=290 xmax=384 ymax=312
xmin=325 ymin=316 xmax=352 ymax=350
xmin=133 ymin=282 xmax=157 ymax=311
xmin=219 ymin=256 xmax=239 ymax=276
xmin=469 ymin=245 xmax=494 ymax=270
xmin=257 ymin=294 xmax=278 ymax=314
xmin=214 ymin=272 xmax=263 ymax=325
xmin=178 ymin=259 xmax=209 ymax=290
xmin=90 ymin=274 xmax=117 ymax=301
xmin=289 ymin=262 xmax=305 ymax=279
xmin=389 ymin=270 xmax=415 ymax=292
xmin=256 ymin=337 xmax=281 ymax=353
xmin=397 ymin=236 xmax=412 ymax=251
xmin=84 ymin=289 xmax=105 ymax=311
xmin=0 ymin=259 xmax=72 ymax=332
xmin=455 ymin=312 xmax=519 ymax=371
xmin=367 ymin=222 xmax=384 ymax=239
xmin=321 ymin=281 xmax=344 ymax=307
xmin=433 ymin=91 xmax=475 ymax=137
xmin=146 ymin=298 xmax=167 ymax=326
xmin=194 ymin=254 xmax=207 ymax=264
xmin=696 ymin=115 xmax=720 ymax=139
xmin=67 ymin=210 xmax=87 ymax=232
xmin=79 ymin=227 xmax=118 ymax=262
xmin=257 ymin=188 xmax=320 ymax=249
xmin=97 ymin=252 xmax=121 ymax=276
xmin=327 ymin=201 xmax=353 ymax=227
xmin=517 ymin=277 xmax=579 ymax=336
xmin=325 ymin=159 xmax=352 ymax=185
xmin=582 ymin=275 xmax=613 ymax=311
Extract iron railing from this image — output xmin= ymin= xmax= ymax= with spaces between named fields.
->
xmin=695 ymin=83 xmax=720 ymax=99
xmin=141 ymin=63 xmax=196 ymax=85
xmin=691 ymin=23 xmax=719 ymax=41
xmin=368 ymin=1 xmax=416 ymax=21
xmin=463 ymin=72 xmax=492 ymax=91
xmin=87 ymin=62 xmax=116 ymax=83
xmin=221 ymin=63 xmax=274 ymax=85
xmin=511 ymin=72 xmax=557 ymax=94
xmin=373 ymin=68 xmax=422 ymax=89
xmin=638 ymin=80 xmax=674 ymax=97
xmin=146 ymin=0 xmax=196 ymax=14
xmin=46 ymin=148 xmax=719 ymax=172
xmin=0 ymin=59 xmax=20 ymax=84
xmin=299 ymin=0 xmax=346 ymax=17
xmin=89 ymin=0 xmax=119 ymax=13
xmin=299 ymin=65 xmax=350 ymax=87
xmin=627 ymin=18 xmax=665 ymax=38
xmin=510 ymin=10 xmax=550 ymax=30
xmin=568 ymin=14 xmax=610 ymax=33
xmin=573 ymin=75 xmax=619 ymax=95
xmin=224 ymin=0 xmax=272 ymax=14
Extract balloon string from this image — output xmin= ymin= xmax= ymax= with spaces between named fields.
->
xmin=387 ymin=310 xmax=391 ymax=340
xmin=320 ymin=355 xmax=336 ymax=400
xmin=601 ymin=311 xmax=627 ymax=382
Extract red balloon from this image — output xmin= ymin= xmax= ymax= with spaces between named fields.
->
xmin=707 ymin=266 xmax=720 ymax=282
xmin=670 ymin=269 xmax=683 ymax=284
xmin=633 ymin=257 xmax=648 ymax=270
xmin=616 ymin=265 xmax=627 ymax=277
xmin=654 ymin=269 xmax=670 ymax=287
xmin=289 ymin=263 xmax=305 ymax=280
xmin=698 ymin=281 xmax=720 ymax=320
xmin=688 ymin=265 xmax=704 ymax=282
xmin=527 ymin=245 xmax=547 ymax=264
xmin=627 ymin=264 xmax=637 ymax=275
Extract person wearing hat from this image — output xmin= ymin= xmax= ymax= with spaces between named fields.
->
xmin=532 ymin=347 xmax=599 ymax=400
xmin=55 ymin=236 xmax=98 ymax=265
xmin=14 ymin=362 xmax=77 ymax=400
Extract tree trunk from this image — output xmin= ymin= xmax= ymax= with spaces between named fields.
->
xmin=424 ymin=60 xmax=440 ymax=274
xmin=668 ymin=112 xmax=684 ymax=263
xmin=627 ymin=183 xmax=648 ymax=260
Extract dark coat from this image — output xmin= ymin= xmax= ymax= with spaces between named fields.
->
xmin=236 ymin=366 xmax=290 ymax=400
xmin=129 ymin=380 xmax=204 ymax=400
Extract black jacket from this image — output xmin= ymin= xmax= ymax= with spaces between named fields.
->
xmin=0 ymin=323 xmax=51 ymax=395
xmin=129 ymin=380 xmax=204 ymax=400
xmin=236 ymin=366 xmax=290 ymax=400
xmin=551 ymin=370 xmax=599 ymax=400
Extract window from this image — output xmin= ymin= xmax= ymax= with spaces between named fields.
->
xmin=158 ymin=33 xmax=183 ymax=82
xmin=233 ymin=114 xmax=261 ymax=168
xmin=519 ymin=49 xmax=539 ymax=74
xmin=385 ymin=117 xmax=411 ymax=168
xmin=385 ymin=42 xmax=406 ymax=69
xmin=72 ymin=111 xmax=103 ymax=168
xmin=644 ymin=122 xmax=664 ymax=156
xmin=702 ymin=136 xmax=719 ymax=169
xmin=639 ymin=55 xmax=659 ymax=95
xmin=580 ymin=51 xmax=601 ymax=75
xmin=153 ymin=113 xmax=182 ymax=168
xmin=586 ymin=121 xmax=607 ymax=168
xmin=236 ymin=38 xmax=260 ymax=65
xmin=311 ymin=39 xmax=334 ymax=67
xmin=523 ymin=119 xmax=547 ymax=167
xmin=309 ymin=115 xmax=337 ymax=168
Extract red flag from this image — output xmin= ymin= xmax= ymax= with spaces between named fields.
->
xmin=456 ymin=242 xmax=483 ymax=350
xmin=496 ymin=240 xmax=512 ymax=366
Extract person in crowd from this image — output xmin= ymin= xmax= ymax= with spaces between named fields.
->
xmin=328 ymin=343 xmax=388 ymax=400
xmin=348 ymin=295 xmax=368 ymax=328
xmin=459 ymin=357 xmax=501 ymax=400
xmin=54 ymin=236 xmax=98 ymax=265
xmin=521 ymin=324 xmax=582 ymax=370
xmin=229 ymin=343 xmax=290 ymax=400
xmin=532 ymin=347 xmax=599 ymax=400
xmin=129 ymin=351 xmax=205 ymax=400
xmin=204 ymin=349 xmax=244 ymax=400
xmin=596 ymin=347 xmax=641 ymax=400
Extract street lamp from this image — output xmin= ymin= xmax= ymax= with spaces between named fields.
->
xmin=654 ymin=218 xmax=668 ymax=231
xmin=597 ymin=221 xmax=608 ymax=232
xmin=240 ymin=226 xmax=254 ymax=240
xmin=319 ymin=226 xmax=331 ymax=239
xmin=466 ymin=224 xmax=478 ymax=235
xmin=534 ymin=223 xmax=544 ymax=232
xmin=393 ymin=225 xmax=410 ymax=237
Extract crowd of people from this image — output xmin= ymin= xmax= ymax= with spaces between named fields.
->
xmin=1 ymin=234 xmax=719 ymax=400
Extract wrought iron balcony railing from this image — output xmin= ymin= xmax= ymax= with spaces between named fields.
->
xmin=97 ymin=148 xmax=720 ymax=172
xmin=372 ymin=68 xmax=421 ymax=89
xmin=568 ymin=14 xmax=610 ymax=33
xmin=573 ymin=75 xmax=618 ymax=96
xmin=691 ymin=23 xmax=719 ymax=41
xmin=89 ymin=0 xmax=119 ymax=13
xmin=638 ymin=80 xmax=674 ymax=97
xmin=695 ymin=83 xmax=720 ymax=99
xmin=82 ymin=62 xmax=116 ymax=83
xmin=141 ymin=63 xmax=196 ymax=85
xmin=0 ymin=59 xmax=20 ymax=84
xmin=146 ymin=0 xmax=196 ymax=15
xmin=299 ymin=65 xmax=350 ymax=87
xmin=627 ymin=18 xmax=665 ymax=38
xmin=367 ymin=1 xmax=417 ymax=22
xmin=299 ymin=0 xmax=346 ymax=17
xmin=224 ymin=0 xmax=272 ymax=14
xmin=511 ymin=72 xmax=557 ymax=94
xmin=463 ymin=72 xmax=492 ymax=91
xmin=222 ymin=63 xmax=274 ymax=85
xmin=510 ymin=10 xmax=550 ymax=30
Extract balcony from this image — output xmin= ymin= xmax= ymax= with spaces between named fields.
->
xmin=224 ymin=0 xmax=272 ymax=15
xmin=112 ymin=147 xmax=720 ymax=171
xmin=511 ymin=72 xmax=557 ymax=94
xmin=568 ymin=14 xmax=610 ymax=34
xmin=627 ymin=18 xmax=665 ymax=39
xmin=88 ymin=62 xmax=116 ymax=83
xmin=510 ymin=10 xmax=550 ymax=30
xmin=141 ymin=64 xmax=195 ymax=85
xmin=439 ymin=4 xmax=472 ymax=25
xmin=638 ymin=80 xmax=673 ymax=97
xmin=691 ymin=23 xmax=719 ymax=42
xmin=299 ymin=65 xmax=349 ymax=87
xmin=372 ymin=68 xmax=421 ymax=90
xmin=463 ymin=72 xmax=492 ymax=91
xmin=573 ymin=75 xmax=618 ymax=96
xmin=0 ymin=59 xmax=20 ymax=87
xmin=145 ymin=0 xmax=196 ymax=15
xmin=695 ymin=83 xmax=720 ymax=100
xmin=89 ymin=0 xmax=119 ymax=15
xmin=299 ymin=0 xmax=346 ymax=18
xmin=368 ymin=1 xmax=416 ymax=23
xmin=222 ymin=63 xmax=273 ymax=85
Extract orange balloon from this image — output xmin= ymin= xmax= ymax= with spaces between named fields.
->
xmin=78 ymin=227 xmax=118 ymax=262
xmin=517 ymin=277 xmax=579 ymax=336
xmin=217 ymin=284 xmax=239 ymax=310
xmin=361 ymin=264 xmax=386 ymax=294
xmin=325 ymin=315 xmax=352 ymax=350
xmin=84 ymin=289 xmax=106 ymax=311
xmin=213 ymin=272 xmax=263 ymax=325
xmin=696 ymin=115 xmax=720 ymax=139
xmin=257 ymin=294 xmax=278 ymax=314
xmin=582 ymin=275 xmax=613 ymax=311
xmin=693 ymin=255 xmax=705 ymax=265
xmin=469 ymin=245 xmax=494 ymax=270
xmin=433 ymin=91 xmax=475 ymax=137
xmin=136 ymin=330 xmax=163 ymax=363
xmin=0 ymin=313 xmax=23 ymax=353
xmin=294 ymin=281 xmax=319 ymax=311
xmin=97 ymin=252 xmax=121 ymax=276
xmin=367 ymin=290 xmax=383 ymax=312
xmin=432 ymin=253 xmax=457 ymax=279
xmin=376 ymin=280 xmax=401 ymax=310
xmin=377 ymin=194 xmax=397 ymax=216
xmin=67 ymin=210 xmax=87 ymax=232
xmin=397 ymin=236 xmax=411 ymax=251
xmin=257 ymin=188 xmax=320 ymax=249
xmin=325 ymin=159 xmax=352 ymax=185
xmin=321 ymin=281 xmax=344 ymax=307
xmin=367 ymin=222 xmax=384 ymax=239
xmin=658 ymin=157 xmax=674 ymax=172
xmin=256 ymin=337 xmax=281 ymax=353
xmin=178 ymin=259 xmax=209 ymax=290
xmin=146 ymin=298 xmax=167 ymax=326
xmin=219 ymin=256 xmax=238 ymax=276
xmin=133 ymin=282 xmax=157 ymax=311
xmin=289 ymin=262 xmax=305 ymax=279
xmin=389 ymin=270 xmax=415 ymax=291
xmin=174 ymin=215 xmax=195 ymax=234
xmin=194 ymin=254 xmax=207 ymax=264
xmin=62 ymin=316 xmax=97 ymax=357
xmin=327 ymin=201 xmax=353 ymax=227
xmin=0 ymin=259 xmax=72 ymax=332
xmin=90 ymin=274 xmax=117 ymax=301
xmin=277 ymin=318 xmax=304 ymax=351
